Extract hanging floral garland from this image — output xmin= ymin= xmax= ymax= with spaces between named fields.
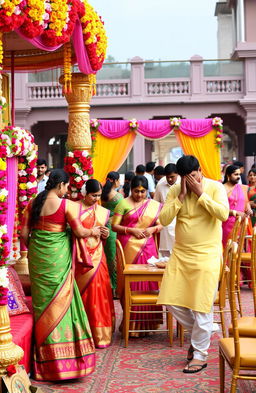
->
xmin=79 ymin=0 xmax=107 ymax=71
xmin=0 ymin=126 xmax=37 ymax=307
xmin=64 ymin=150 xmax=93 ymax=201
xmin=212 ymin=117 xmax=224 ymax=149
xmin=89 ymin=118 xmax=99 ymax=157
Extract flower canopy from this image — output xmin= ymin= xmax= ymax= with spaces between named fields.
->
xmin=0 ymin=0 xmax=107 ymax=73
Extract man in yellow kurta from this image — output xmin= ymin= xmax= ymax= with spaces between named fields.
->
xmin=157 ymin=155 xmax=229 ymax=373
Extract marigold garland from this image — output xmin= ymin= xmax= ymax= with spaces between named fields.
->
xmin=63 ymin=41 xmax=72 ymax=93
xmin=0 ymin=125 xmax=37 ymax=305
xmin=212 ymin=117 xmax=224 ymax=149
xmin=90 ymin=118 xmax=99 ymax=156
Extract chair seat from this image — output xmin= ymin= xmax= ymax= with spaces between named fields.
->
xmin=228 ymin=317 xmax=256 ymax=337
xmin=131 ymin=291 xmax=159 ymax=304
xmin=241 ymin=252 xmax=251 ymax=262
xmin=219 ymin=337 xmax=256 ymax=367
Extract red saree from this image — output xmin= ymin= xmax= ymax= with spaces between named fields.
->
xmin=74 ymin=202 xmax=115 ymax=348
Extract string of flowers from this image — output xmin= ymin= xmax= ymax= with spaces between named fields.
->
xmin=170 ymin=117 xmax=181 ymax=129
xmin=63 ymin=41 xmax=72 ymax=93
xmin=64 ymin=150 xmax=93 ymax=201
xmin=129 ymin=118 xmax=139 ymax=131
xmin=0 ymin=126 xmax=38 ymax=307
xmin=79 ymin=0 xmax=107 ymax=71
xmin=90 ymin=118 xmax=99 ymax=157
xmin=212 ymin=117 xmax=224 ymax=149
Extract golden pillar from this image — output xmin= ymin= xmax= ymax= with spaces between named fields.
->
xmin=0 ymin=306 xmax=24 ymax=375
xmin=59 ymin=73 xmax=92 ymax=150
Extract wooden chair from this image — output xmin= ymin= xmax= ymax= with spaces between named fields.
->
xmin=219 ymin=242 xmax=256 ymax=393
xmin=116 ymin=239 xmax=173 ymax=348
xmin=214 ymin=239 xmax=233 ymax=337
xmin=228 ymin=226 xmax=256 ymax=338
xmin=235 ymin=217 xmax=249 ymax=316
xmin=230 ymin=216 xmax=242 ymax=242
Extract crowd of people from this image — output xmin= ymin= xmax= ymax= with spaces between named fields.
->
xmin=20 ymin=156 xmax=256 ymax=380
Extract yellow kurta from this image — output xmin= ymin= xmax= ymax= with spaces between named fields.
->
xmin=157 ymin=177 xmax=229 ymax=313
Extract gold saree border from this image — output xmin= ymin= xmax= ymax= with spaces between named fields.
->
xmin=35 ymin=270 xmax=74 ymax=347
xmin=37 ymin=338 xmax=95 ymax=361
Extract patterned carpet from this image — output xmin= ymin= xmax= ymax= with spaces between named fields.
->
xmin=32 ymin=288 xmax=256 ymax=393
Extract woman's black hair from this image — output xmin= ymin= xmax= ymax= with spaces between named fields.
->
xmin=85 ymin=179 xmax=102 ymax=194
xmin=30 ymin=169 xmax=69 ymax=226
xmin=248 ymin=168 xmax=256 ymax=176
xmin=223 ymin=165 xmax=239 ymax=184
xmin=101 ymin=171 xmax=119 ymax=202
xmin=130 ymin=175 xmax=148 ymax=190
xmin=123 ymin=171 xmax=135 ymax=198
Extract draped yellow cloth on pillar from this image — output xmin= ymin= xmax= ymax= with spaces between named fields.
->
xmin=93 ymin=131 xmax=136 ymax=183
xmin=175 ymin=129 xmax=221 ymax=181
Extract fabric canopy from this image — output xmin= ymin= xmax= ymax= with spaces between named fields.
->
xmin=93 ymin=119 xmax=222 ymax=183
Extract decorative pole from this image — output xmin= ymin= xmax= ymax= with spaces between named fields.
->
xmin=59 ymin=72 xmax=92 ymax=151
xmin=60 ymin=72 xmax=94 ymax=200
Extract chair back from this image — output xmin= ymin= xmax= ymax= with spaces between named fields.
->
xmin=218 ymin=239 xmax=233 ymax=305
xmin=251 ymin=227 xmax=256 ymax=316
xmin=237 ymin=217 xmax=249 ymax=269
xmin=230 ymin=215 xmax=242 ymax=242
xmin=116 ymin=239 xmax=126 ymax=302
xmin=227 ymin=242 xmax=240 ymax=365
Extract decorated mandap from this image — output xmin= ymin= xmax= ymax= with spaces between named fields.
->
xmin=0 ymin=0 xmax=107 ymax=376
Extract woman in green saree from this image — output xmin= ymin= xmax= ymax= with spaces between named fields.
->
xmin=20 ymin=169 xmax=98 ymax=381
xmin=101 ymin=171 xmax=123 ymax=292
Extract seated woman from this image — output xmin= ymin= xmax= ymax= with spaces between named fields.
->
xmin=74 ymin=179 xmax=115 ymax=348
xmin=101 ymin=171 xmax=124 ymax=293
xmin=20 ymin=169 xmax=96 ymax=381
xmin=112 ymin=175 xmax=163 ymax=335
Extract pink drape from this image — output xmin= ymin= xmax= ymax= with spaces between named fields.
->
xmin=15 ymin=19 xmax=95 ymax=74
xmin=97 ymin=119 xmax=214 ymax=139
xmin=7 ymin=157 xmax=18 ymax=253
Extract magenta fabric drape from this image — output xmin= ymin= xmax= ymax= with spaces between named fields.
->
xmin=6 ymin=157 xmax=18 ymax=253
xmin=97 ymin=119 xmax=214 ymax=139
xmin=15 ymin=20 xmax=96 ymax=74
xmin=177 ymin=119 xmax=213 ymax=137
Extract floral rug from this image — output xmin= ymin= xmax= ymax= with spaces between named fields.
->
xmin=32 ymin=288 xmax=256 ymax=393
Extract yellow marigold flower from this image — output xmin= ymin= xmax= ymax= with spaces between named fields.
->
xmin=19 ymin=184 xmax=27 ymax=190
xmin=18 ymin=163 xmax=26 ymax=170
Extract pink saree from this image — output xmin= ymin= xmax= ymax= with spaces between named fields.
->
xmin=113 ymin=199 xmax=162 ymax=334
xmin=222 ymin=184 xmax=247 ymax=246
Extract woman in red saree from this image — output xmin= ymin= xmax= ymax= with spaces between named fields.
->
xmin=74 ymin=179 xmax=115 ymax=348
xmin=20 ymin=169 xmax=97 ymax=381
xmin=112 ymin=175 xmax=163 ymax=335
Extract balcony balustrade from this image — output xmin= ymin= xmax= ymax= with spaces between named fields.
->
xmin=25 ymin=57 xmax=244 ymax=107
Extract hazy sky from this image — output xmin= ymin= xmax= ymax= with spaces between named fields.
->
xmin=91 ymin=0 xmax=218 ymax=62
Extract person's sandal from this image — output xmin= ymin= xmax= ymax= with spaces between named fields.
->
xmin=183 ymin=363 xmax=207 ymax=374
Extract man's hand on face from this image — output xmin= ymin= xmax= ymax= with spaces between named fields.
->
xmin=178 ymin=176 xmax=187 ymax=203
xmin=185 ymin=174 xmax=203 ymax=197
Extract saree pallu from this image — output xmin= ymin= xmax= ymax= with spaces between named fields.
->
xmin=102 ymin=192 xmax=124 ymax=290
xmin=29 ymin=229 xmax=95 ymax=381
xmin=75 ymin=204 xmax=115 ymax=348
xmin=116 ymin=199 xmax=163 ymax=335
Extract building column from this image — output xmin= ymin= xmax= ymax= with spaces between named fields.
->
xmin=133 ymin=134 xmax=145 ymax=169
xmin=239 ymin=100 xmax=256 ymax=170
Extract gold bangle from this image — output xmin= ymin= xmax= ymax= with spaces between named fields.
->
xmin=233 ymin=210 xmax=237 ymax=217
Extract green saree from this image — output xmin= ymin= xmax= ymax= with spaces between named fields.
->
xmin=102 ymin=192 xmax=123 ymax=290
xmin=24 ymin=199 xmax=95 ymax=381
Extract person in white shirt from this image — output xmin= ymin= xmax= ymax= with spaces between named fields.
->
xmin=144 ymin=161 xmax=156 ymax=198
xmin=36 ymin=159 xmax=49 ymax=194
xmin=154 ymin=163 xmax=179 ymax=257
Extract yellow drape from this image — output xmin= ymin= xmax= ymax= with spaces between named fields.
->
xmin=93 ymin=131 xmax=136 ymax=183
xmin=175 ymin=129 xmax=221 ymax=181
